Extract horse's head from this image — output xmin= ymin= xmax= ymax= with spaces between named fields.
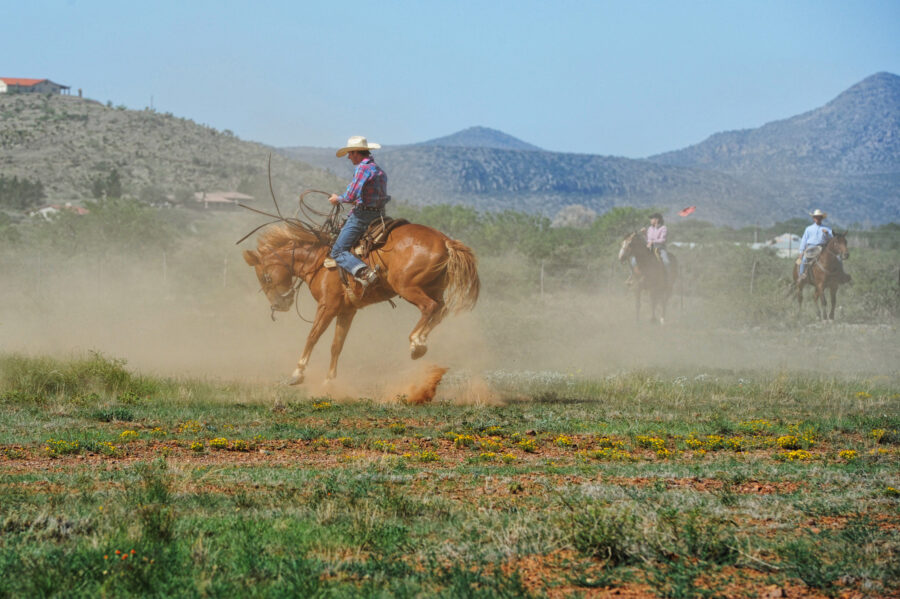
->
xmin=243 ymin=248 xmax=296 ymax=313
xmin=831 ymin=231 xmax=849 ymax=260
xmin=618 ymin=232 xmax=638 ymax=262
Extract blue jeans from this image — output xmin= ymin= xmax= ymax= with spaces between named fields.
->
xmin=798 ymin=246 xmax=821 ymax=277
xmin=331 ymin=210 xmax=382 ymax=275
xmin=651 ymin=243 xmax=670 ymax=267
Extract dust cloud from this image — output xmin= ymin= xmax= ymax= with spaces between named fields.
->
xmin=1 ymin=222 xmax=897 ymax=403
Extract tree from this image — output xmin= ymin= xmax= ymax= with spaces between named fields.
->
xmin=89 ymin=168 xmax=124 ymax=199
xmin=591 ymin=206 xmax=654 ymax=243
xmin=106 ymin=169 xmax=123 ymax=198
xmin=0 ymin=212 xmax=21 ymax=242
xmin=30 ymin=196 xmax=178 ymax=253
xmin=138 ymin=184 xmax=169 ymax=205
xmin=0 ymin=174 xmax=46 ymax=210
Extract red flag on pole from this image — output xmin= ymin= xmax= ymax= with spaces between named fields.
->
xmin=678 ymin=205 xmax=696 ymax=217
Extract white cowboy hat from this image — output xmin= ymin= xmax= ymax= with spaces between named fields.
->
xmin=810 ymin=209 xmax=828 ymax=218
xmin=336 ymin=136 xmax=381 ymax=157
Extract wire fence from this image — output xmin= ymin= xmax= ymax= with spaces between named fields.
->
xmin=2 ymin=238 xmax=897 ymax=324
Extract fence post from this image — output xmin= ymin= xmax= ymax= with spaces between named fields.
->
xmin=750 ymin=260 xmax=758 ymax=295
xmin=540 ymin=260 xmax=544 ymax=301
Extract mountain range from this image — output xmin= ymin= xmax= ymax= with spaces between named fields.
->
xmin=1 ymin=73 xmax=897 ymax=226
xmin=283 ymin=73 xmax=900 ymax=226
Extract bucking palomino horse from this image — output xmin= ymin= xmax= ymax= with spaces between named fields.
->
xmin=792 ymin=232 xmax=850 ymax=320
xmin=618 ymin=231 xmax=678 ymax=324
xmin=243 ymin=221 xmax=480 ymax=385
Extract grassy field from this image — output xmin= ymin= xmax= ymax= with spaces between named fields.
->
xmin=1 ymin=353 xmax=898 ymax=598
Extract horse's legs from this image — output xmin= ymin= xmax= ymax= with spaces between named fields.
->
xmin=326 ymin=309 xmax=357 ymax=381
xmin=398 ymin=286 xmax=441 ymax=359
xmin=828 ymin=286 xmax=837 ymax=320
xmin=288 ymin=303 xmax=338 ymax=385
xmin=813 ymin=287 xmax=825 ymax=320
xmin=796 ymin=282 xmax=804 ymax=316
xmin=416 ymin=294 xmax=447 ymax=347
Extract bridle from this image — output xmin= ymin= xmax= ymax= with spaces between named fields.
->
xmin=260 ymin=245 xmax=310 ymax=322
xmin=825 ymin=236 xmax=848 ymax=260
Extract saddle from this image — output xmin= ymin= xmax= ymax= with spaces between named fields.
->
xmin=323 ymin=217 xmax=409 ymax=269
xmin=795 ymin=245 xmax=851 ymax=283
xmin=795 ymin=245 xmax=823 ymax=265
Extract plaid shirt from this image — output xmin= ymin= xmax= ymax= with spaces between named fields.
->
xmin=339 ymin=157 xmax=389 ymax=209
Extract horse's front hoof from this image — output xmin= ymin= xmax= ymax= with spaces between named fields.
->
xmin=285 ymin=369 xmax=305 ymax=386
xmin=410 ymin=344 xmax=428 ymax=360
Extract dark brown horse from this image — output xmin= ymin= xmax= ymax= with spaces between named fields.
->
xmin=618 ymin=232 xmax=678 ymax=324
xmin=243 ymin=222 xmax=480 ymax=384
xmin=793 ymin=232 xmax=850 ymax=320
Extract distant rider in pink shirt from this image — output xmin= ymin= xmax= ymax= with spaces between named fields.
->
xmin=629 ymin=212 xmax=671 ymax=281
xmin=645 ymin=212 xmax=671 ymax=271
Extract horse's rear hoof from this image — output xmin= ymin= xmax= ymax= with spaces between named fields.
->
xmin=411 ymin=344 xmax=428 ymax=360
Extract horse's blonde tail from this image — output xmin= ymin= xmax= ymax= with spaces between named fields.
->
xmin=444 ymin=239 xmax=480 ymax=314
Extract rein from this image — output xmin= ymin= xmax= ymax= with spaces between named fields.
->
xmin=263 ymin=246 xmax=302 ymax=322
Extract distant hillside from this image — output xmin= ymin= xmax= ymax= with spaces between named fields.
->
xmin=650 ymin=72 xmax=900 ymax=176
xmin=0 ymin=94 xmax=342 ymax=207
xmin=283 ymin=73 xmax=900 ymax=226
xmin=373 ymin=146 xmax=781 ymax=224
xmin=281 ymin=144 xmax=782 ymax=224
xmin=416 ymin=126 xmax=543 ymax=151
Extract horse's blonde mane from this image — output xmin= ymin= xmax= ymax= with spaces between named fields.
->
xmin=257 ymin=223 xmax=323 ymax=252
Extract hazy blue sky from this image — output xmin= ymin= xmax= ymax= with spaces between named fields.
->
xmin=5 ymin=0 xmax=899 ymax=157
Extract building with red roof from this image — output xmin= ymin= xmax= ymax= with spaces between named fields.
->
xmin=0 ymin=77 xmax=70 ymax=94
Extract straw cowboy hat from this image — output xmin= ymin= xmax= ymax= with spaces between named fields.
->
xmin=336 ymin=136 xmax=381 ymax=157
xmin=810 ymin=209 xmax=828 ymax=219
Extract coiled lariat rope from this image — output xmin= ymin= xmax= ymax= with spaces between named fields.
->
xmin=235 ymin=154 xmax=344 ymax=246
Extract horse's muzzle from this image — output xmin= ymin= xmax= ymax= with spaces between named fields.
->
xmin=269 ymin=289 xmax=295 ymax=312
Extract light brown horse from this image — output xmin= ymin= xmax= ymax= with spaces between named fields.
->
xmin=793 ymin=232 xmax=850 ymax=320
xmin=618 ymin=232 xmax=678 ymax=324
xmin=243 ymin=222 xmax=479 ymax=385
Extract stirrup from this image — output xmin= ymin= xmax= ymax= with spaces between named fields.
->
xmin=354 ymin=266 xmax=380 ymax=288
